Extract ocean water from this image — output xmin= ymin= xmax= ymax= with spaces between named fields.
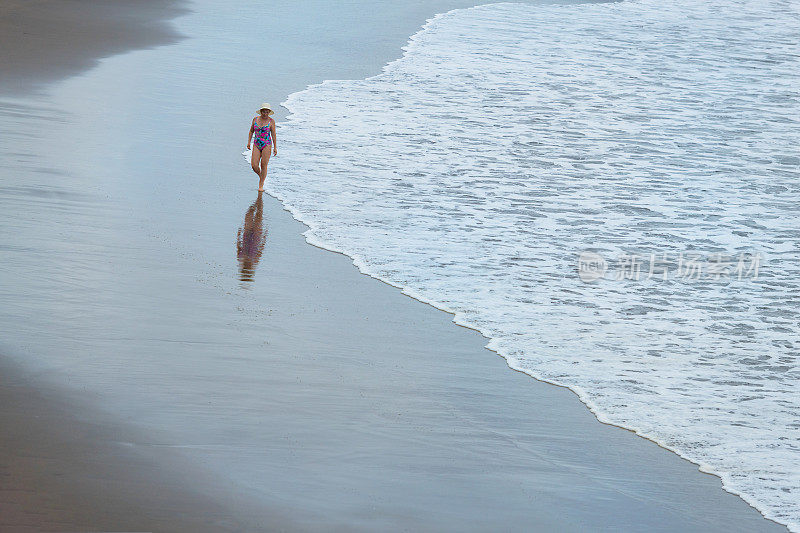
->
xmin=265 ymin=0 xmax=800 ymax=529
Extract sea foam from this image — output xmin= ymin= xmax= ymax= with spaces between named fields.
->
xmin=265 ymin=0 xmax=800 ymax=528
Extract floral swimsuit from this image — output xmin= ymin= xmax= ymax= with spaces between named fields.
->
xmin=253 ymin=118 xmax=272 ymax=150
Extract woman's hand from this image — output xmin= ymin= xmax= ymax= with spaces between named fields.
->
xmin=273 ymin=147 xmax=278 ymax=156
xmin=247 ymin=143 xmax=251 ymax=150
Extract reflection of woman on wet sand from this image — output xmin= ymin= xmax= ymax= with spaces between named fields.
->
xmin=236 ymin=191 xmax=267 ymax=282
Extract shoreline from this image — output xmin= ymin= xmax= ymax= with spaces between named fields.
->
xmin=3 ymin=0 xmax=788 ymax=529
xmin=269 ymin=12 xmax=791 ymax=526
xmin=275 ymin=188 xmax=787 ymax=530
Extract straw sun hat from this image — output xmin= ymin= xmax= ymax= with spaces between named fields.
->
xmin=258 ymin=102 xmax=274 ymax=116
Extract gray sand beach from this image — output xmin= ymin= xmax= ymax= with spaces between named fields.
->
xmin=0 ymin=0 xmax=790 ymax=531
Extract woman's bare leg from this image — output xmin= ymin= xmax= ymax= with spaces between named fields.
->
xmin=250 ymin=146 xmax=261 ymax=176
xmin=258 ymin=148 xmax=271 ymax=191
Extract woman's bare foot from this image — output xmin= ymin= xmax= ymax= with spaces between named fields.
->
xmin=258 ymin=187 xmax=265 ymax=192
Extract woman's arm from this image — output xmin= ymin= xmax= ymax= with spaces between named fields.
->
xmin=247 ymin=118 xmax=254 ymax=149
xmin=270 ymin=119 xmax=277 ymax=155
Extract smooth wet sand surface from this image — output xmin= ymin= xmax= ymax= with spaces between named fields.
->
xmin=0 ymin=0 xmax=790 ymax=531
xmin=0 ymin=0 xmax=188 ymax=96
xmin=0 ymin=359 xmax=296 ymax=532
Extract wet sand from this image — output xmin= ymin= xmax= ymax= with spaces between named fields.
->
xmin=0 ymin=0 xmax=791 ymax=531
xmin=0 ymin=0 xmax=188 ymax=96
xmin=0 ymin=359 xmax=298 ymax=532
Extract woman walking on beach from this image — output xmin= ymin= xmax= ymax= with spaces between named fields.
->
xmin=247 ymin=103 xmax=277 ymax=191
